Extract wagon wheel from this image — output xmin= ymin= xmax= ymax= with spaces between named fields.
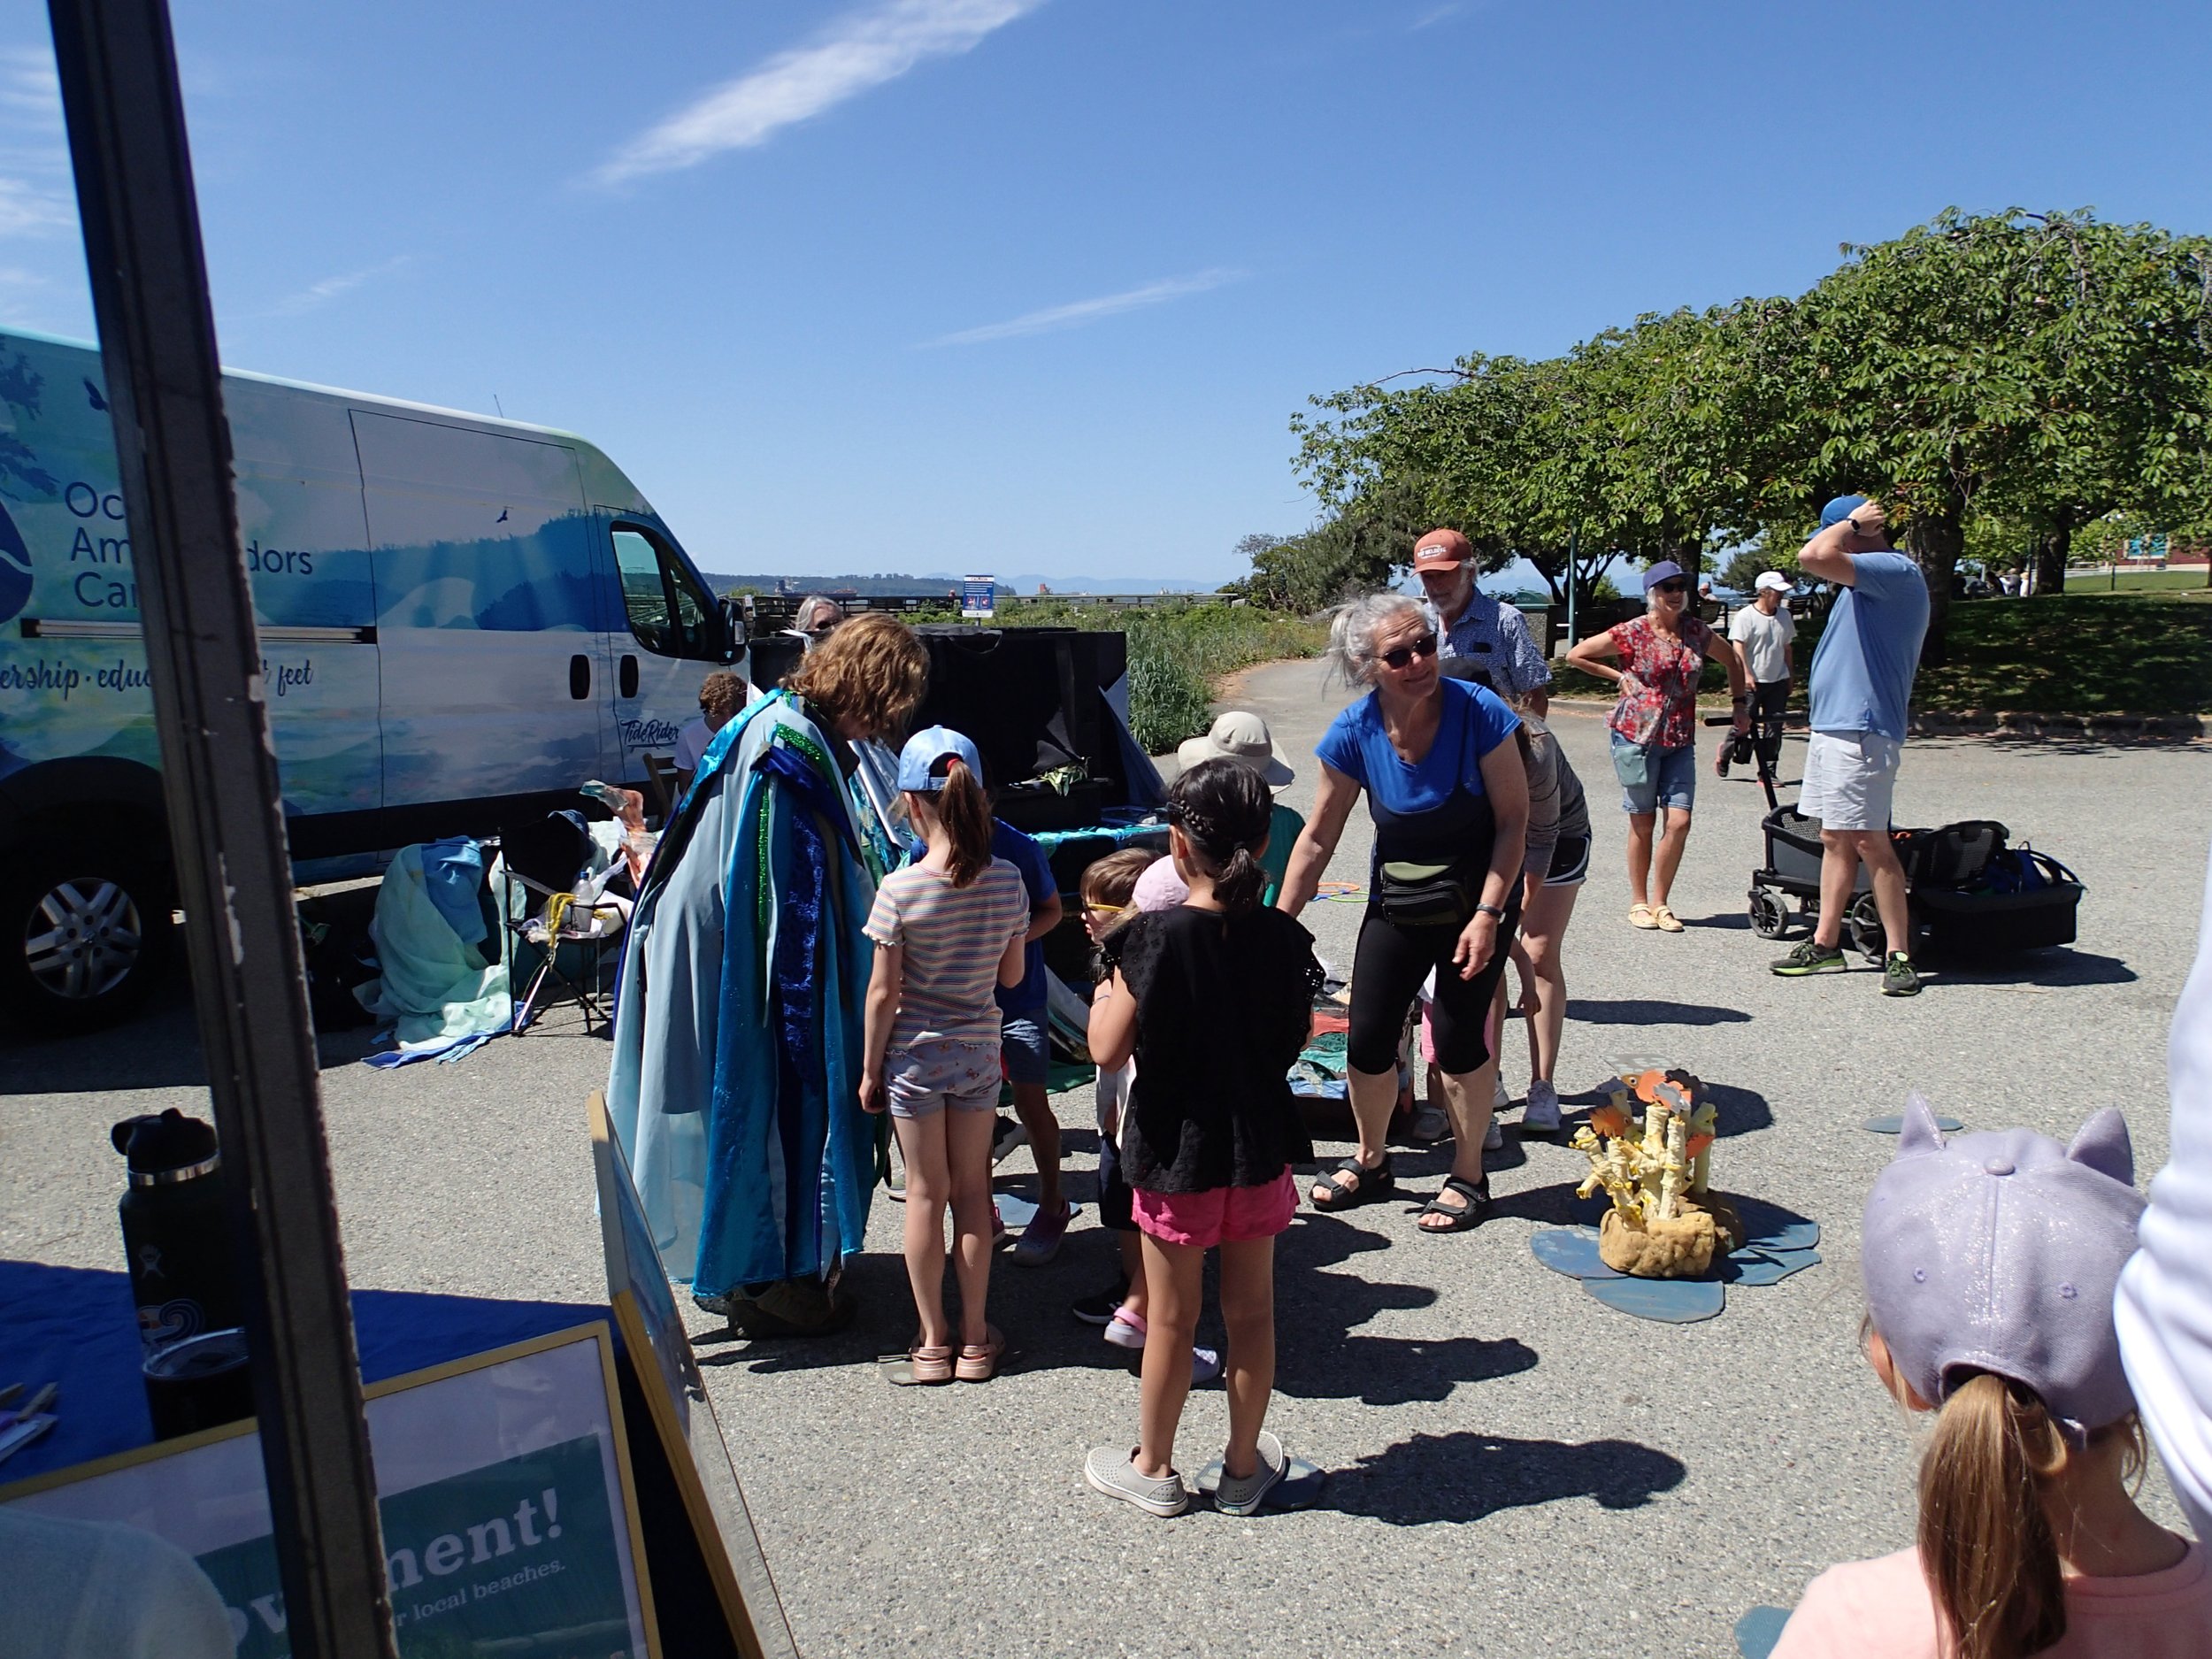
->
xmin=1748 ymin=889 xmax=1787 ymax=939
xmin=1845 ymin=893 xmax=1887 ymax=959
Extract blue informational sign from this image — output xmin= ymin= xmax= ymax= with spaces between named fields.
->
xmin=961 ymin=574 xmax=995 ymax=619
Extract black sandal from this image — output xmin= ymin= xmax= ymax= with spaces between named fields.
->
xmin=1417 ymin=1175 xmax=1491 ymax=1233
xmin=1310 ymin=1154 xmax=1394 ymax=1211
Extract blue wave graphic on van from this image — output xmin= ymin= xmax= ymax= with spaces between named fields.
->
xmin=0 ymin=497 xmax=32 ymax=625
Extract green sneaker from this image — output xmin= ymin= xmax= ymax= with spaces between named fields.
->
xmin=1770 ymin=940 xmax=1847 ymax=976
xmin=1881 ymin=954 xmax=1923 ymax=997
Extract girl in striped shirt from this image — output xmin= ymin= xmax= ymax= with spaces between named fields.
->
xmin=860 ymin=726 xmax=1032 ymax=1384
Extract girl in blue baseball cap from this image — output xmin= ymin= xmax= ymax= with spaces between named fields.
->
xmin=858 ymin=726 xmax=1035 ymax=1384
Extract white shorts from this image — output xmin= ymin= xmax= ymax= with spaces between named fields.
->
xmin=1799 ymin=730 xmax=1902 ymax=832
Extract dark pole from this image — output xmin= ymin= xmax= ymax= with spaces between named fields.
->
xmin=45 ymin=3 xmax=395 ymax=1654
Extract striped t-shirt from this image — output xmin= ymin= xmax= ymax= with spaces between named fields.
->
xmin=864 ymin=857 xmax=1032 ymax=1049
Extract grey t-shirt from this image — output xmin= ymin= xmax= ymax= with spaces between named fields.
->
xmin=1729 ymin=603 xmax=1796 ymax=686
xmin=1521 ymin=719 xmax=1590 ymax=874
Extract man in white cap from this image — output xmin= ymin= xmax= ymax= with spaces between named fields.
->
xmin=1412 ymin=528 xmax=1551 ymax=713
xmin=1145 ymin=711 xmax=1303 ymax=908
xmin=1721 ymin=571 xmax=1797 ymax=779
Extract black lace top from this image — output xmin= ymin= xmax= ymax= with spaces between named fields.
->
xmin=1102 ymin=904 xmax=1324 ymax=1193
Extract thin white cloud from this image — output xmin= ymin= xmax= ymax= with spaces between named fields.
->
xmin=270 ymin=254 xmax=414 ymax=317
xmin=918 ymin=269 xmax=1246 ymax=349
xmin=0 ymin=47 xmax=59 ymax=120
xmin=0 ymin=48 xmax=73 ymax=240
xmin=1409 ymin=3 xmax=1471 ymax=27
xmin=593 ymin=0 xmax=1044 ymax=185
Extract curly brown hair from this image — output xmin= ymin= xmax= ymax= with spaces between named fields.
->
xmin=784 ymin=611 xmax=927 ymax=741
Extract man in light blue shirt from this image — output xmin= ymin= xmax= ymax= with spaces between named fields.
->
xmin=1771 ymin=495 xmax=1930 ymax=996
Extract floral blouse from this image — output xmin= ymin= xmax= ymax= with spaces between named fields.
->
xmin=1606 ymin=614 xmax=1716 ymax=749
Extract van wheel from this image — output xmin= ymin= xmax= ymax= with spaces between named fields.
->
xmin=0 ymin=847 xmax=173 ymax=1032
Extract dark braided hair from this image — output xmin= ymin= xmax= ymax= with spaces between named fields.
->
xmin=1165 ymin=757 xmax=1272 ymax=913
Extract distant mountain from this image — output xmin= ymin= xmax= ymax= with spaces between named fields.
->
xmin=703 ymin=571 xmax=1225 ymax=598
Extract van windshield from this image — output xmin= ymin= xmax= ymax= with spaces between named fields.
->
xmin=611 ymin=525 xmax=717 ymax=659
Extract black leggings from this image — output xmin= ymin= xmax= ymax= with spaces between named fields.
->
xmin=1347 ymin=897 xmax=1523 ymax=1077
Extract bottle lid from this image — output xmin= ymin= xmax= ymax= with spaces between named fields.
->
xmin=111 ymin=1109 xmax=219 ymax=1186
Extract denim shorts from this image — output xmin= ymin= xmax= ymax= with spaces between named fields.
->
xmin=1611 ymin=734 xmax=1697 ymax=816
xmin=1001 ymin=1010 xmax=1049 ymax=1087
xmin=886 ymin=1039 xmax=1002 ymax=1119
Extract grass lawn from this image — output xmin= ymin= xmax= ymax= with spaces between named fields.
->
xmin=2069 ymin=567 xmax=2212 ymax=595
xmin=1915 ymin=595 xmax=2212 ymax=711
xmin=1549 ymin=594 xmax=2212 ymax=713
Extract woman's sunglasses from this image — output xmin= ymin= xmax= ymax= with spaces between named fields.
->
xmin=1650 ymin=580 xmax=1688 ymax=596
xmin=1381 ymin=632 xmax=1440 ymax=670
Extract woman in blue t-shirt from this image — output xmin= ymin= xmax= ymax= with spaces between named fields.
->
xmin=1276 ymin=593 xmax=1530 ymax=1234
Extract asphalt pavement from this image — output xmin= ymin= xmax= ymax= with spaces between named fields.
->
xmin=3 ymin=657 xmax=2204 ymax=1658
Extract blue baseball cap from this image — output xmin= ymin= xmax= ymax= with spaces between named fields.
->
xmin=895 ymin=725 xmax=982 ymax=792
xmin=1821 ymin=494 xmax=1870 ymax=529
xmin=1641 ymin=560 xmax=1689 ymax=593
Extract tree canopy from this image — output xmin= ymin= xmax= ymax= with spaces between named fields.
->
xmin=1262 ymin=208 xmax=2212 ymax=661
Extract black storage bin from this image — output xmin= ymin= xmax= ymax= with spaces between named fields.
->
xmin=1913 ymin=882 xmax=2083 ymax=958
xmin=907 ymin=626 xmax=1138 ymax=831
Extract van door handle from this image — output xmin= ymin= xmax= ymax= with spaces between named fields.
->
xmin=619 ymin=655 xmax=639 ymax=698
xmin=569 ymin=655 xmax=590 ymax=699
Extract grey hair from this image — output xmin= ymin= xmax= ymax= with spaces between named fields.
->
xmin=795 ymin=595 xmax=842 ymax=628
xmin=1323 ymin=591 xmax=1428 ymax=687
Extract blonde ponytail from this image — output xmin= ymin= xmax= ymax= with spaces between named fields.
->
xmin=1916 ymin=1372 xmax=2069 ymax=1659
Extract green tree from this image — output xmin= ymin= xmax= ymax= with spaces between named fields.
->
xmin=1777 ymin=209 xmax=2212 ymax=658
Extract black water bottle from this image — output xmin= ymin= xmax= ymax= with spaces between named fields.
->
xmin=112 ymin=1110 xmax=242 ymax=1356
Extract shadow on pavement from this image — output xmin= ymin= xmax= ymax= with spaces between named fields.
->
xmin=1568 ymin=997 xmax=1752 ymax=1026
xmin=1924 ymin=949 xmax=2135 ymax=989
xmin=1704 ymin=1082 xmax=1775 ymax=1137
xmin=1331 ymin=1429 xmax=1686 ymax=1525
xmin=1678 ymin=910 xmax=1753 ymax=931
xmin=0 ymin=979 xmax=392 ymax=1094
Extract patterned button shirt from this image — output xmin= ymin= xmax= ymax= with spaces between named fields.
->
xmin=1425 ymin=591 xmax=1552 ymax=699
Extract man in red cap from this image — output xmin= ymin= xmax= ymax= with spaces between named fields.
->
xmin=1413 ymin=528 xmax=1551 ymax=714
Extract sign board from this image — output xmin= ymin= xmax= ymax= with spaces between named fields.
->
xmin=2 ymin=1324 xmax=658 ymax=1658
xmin=2126 ymin=533 xmax=2170 ymax=562
xmin=960 ymin=574 xmax=995 ymax=619
xmin=589 ymin=1092 xmax=796 ymax=1659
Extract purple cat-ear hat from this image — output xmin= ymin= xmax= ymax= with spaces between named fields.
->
xmin=1862 ymin=1093 xmax=2145 ymax=1442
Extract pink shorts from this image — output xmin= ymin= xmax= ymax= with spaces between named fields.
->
xmin=1132 ymin=1171 xmax=1298 ymax=1248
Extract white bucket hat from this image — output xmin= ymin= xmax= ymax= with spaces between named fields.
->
xmin=1176 ymin=710 xmax=1294 ymax=788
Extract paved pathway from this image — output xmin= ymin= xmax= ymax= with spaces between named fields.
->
xmin=3 ymin=660 xmax=2202 ymax=1657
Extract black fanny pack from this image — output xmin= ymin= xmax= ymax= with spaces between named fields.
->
xmin=1375 ymin=858 xmax=1482 ymax=927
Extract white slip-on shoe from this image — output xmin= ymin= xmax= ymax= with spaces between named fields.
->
xmin=1085 ymin=1446 xmax=1189 ymax=1517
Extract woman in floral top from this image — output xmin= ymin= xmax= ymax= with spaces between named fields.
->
xmin=1565 ymin=560 xmax=1749 ymax=932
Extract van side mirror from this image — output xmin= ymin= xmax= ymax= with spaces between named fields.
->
xmin=719 ymin=596 xmax=747 ymax=661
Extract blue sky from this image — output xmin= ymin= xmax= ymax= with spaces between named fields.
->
xmin=0 ymin=0 xmax=2208 ymax=587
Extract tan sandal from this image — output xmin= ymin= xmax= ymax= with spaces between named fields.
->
xmin=956 ymin=1325 xmax=1004 ymax=1383
xmin=1628 ymin=903 xmax=1659 ymax=930
xmin=1652 ymin=904 xmax=1684 ymax=933
xmin=908 ymin=1341 xmax=955 ymax=1385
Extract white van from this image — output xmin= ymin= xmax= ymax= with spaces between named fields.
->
xmin=0 ymin=326 xmax=742 ymax=1028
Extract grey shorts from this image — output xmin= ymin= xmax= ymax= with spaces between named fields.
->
xmin=887 ymin=1039 xmax=1003 ymax=1119
xmin=1799 ymin=730 xmax=1902 ymax=832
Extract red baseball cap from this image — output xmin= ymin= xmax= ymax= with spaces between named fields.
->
xmin=1413 ymin=528 xmax=1472 ymax=571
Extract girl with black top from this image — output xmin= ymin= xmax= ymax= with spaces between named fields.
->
xmin=1081 ymin=760 xmax=1324 ymax=1518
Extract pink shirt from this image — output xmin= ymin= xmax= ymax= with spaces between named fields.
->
xmin=1771 ymin=1544 xmax=2211 ymax=1659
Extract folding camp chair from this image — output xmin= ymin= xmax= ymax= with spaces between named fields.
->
xmin=495 ymin=812 xmax=626 ymax=1035
xmin=641 ymin=753 xmax=683 ymax=822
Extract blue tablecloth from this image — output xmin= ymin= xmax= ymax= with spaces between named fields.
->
xmin=0 ymin=1258 xmax=603 ymax=1486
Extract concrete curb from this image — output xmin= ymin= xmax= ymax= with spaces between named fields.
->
xmin=1909 ymin=709 xmax=2205 ymax=741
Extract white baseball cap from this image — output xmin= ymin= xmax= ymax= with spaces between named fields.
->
xmin=1755 ymin=572 xmax=1793 ymax=594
